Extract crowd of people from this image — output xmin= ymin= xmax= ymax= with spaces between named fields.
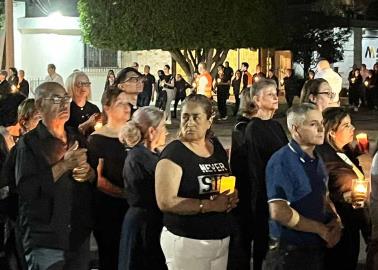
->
xmin=0 ymin=58 xmax=378 ymax=270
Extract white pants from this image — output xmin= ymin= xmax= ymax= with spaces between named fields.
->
xmin=160 ymin=227 xmax=230 ymax=270
xmin=164 ymin=88 xmax=176 ymax=121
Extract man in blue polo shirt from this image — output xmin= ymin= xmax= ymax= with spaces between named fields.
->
xmin=263 ymin=103 xmax=342 ymax=270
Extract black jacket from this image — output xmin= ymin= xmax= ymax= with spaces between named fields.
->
xmin=11 ymin=123 xmax=94 ymax=251
xmin=316 ymin=143 xmax=370 ymax=235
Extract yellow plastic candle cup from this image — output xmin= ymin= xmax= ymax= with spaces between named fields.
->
xmin=220 ymin=176 xmax=236 ymax=194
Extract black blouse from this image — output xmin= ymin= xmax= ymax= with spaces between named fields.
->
xmin=123 ymin=144 xmax=160 ymax=210
xmin=65 ymin=101 xmax=100 ymax=132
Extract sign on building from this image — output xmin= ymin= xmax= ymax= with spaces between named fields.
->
xmin=362 ymin=38 xmax=378 ymax=69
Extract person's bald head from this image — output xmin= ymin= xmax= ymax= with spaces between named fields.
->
xmin=317 ymin=60 xmax=330 ymax=71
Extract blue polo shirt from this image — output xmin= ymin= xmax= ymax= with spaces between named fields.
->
xmin=266 ymin=140 xmax=328 ymax=246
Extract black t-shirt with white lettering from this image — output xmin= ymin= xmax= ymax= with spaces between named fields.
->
xmin=160 ymin=139 xmax=231 ymax=240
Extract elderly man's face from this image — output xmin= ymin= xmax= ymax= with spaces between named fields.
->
xmin=39 ymin=86 xmax=71 ymax=123
xmin=294 ymin=110 xmax=324 ymax=146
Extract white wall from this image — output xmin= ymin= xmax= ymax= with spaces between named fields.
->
xmin=14 ymin=1 xmax=25 ymax=70
xmin=20 ymin=33 xmax=83 ymax=80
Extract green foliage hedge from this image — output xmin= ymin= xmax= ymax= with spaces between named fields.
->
xmin=79 ymin=0 xmax=285 ymax=51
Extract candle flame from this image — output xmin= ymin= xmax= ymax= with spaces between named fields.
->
xmin=355 ymin=183 xmax=367 ymax=193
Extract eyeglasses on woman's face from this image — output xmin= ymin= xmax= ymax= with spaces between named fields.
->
xmin=76 ymin=81 xmax=91 ymax=87
xmin=318 ymin=91 xmax=335 ymax=99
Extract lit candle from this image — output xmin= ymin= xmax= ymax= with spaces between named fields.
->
xmin=364 ymin=81 xmax=369 ymax=87
xmin=220 ymin=176 xmax=236 ymax=194
xmin=351 ymin=179 xmax=369 ymax=208
xmin=356 ymin=133 xmax=369 ymax=153
xmin=351 ymin=78 xmax=356 ymax=83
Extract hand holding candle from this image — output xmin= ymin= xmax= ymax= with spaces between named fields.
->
xmin=351 ymin=179 xmax=369 ymax=208
xmin=356 ymin=133 xmax=369 ymax=153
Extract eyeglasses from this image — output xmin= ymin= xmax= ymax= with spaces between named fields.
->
xmin=76 ymin=81 xmax=91 ymax=87
xmin=120 ymin=77 xmax=144 ymax=84
xmin=318 ymin=92 xmax=335 ymax=99
xmin=43 ymin=95 xmax=72 ymax=104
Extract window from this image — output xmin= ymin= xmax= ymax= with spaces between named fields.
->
xmin=84 ymin=44 xmax=118 ymax=68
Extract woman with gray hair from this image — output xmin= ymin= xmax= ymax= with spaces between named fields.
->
xmin=65 ymin=71 xmax=100 ymax=136
xmin=118 ymin=106 xmax=167 ymax=270
xmin=244 ymin=79 xmax=288 ymax=270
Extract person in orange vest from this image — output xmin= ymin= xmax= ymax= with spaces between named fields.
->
xmin=241 ymin=62 xmax=253 ymax=91
xmin=197 ymin=62 xmax=213 ymax=99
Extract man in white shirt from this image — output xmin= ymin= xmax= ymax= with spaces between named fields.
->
xmin=45 ymin=64 xmax=64 ymax=86
xmin=314 ymin=60 xmax=342 ymax=107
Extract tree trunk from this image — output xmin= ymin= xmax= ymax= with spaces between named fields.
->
xmin=168 ymin=49 xmax=229 ymax=80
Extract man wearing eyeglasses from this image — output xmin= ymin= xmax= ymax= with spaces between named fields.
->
xmin=9 ymin=82 xmax=95 ymax=269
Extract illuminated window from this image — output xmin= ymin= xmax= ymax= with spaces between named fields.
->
xmin=84 ymin=44 xmax=118 ymax=68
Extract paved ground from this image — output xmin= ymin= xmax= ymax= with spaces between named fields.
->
xmin=166 ymin=103 xmax=378 ymax=269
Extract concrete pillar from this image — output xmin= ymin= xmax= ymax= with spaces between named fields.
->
xmin=353 ymin=27 xmax=362 ymax=66
xmin=5 ymin=0 xmax=14 ymax=69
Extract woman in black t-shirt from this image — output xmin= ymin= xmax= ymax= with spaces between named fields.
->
xmin=87 ymin=88 xmax=131 ymax=270
xmin=156 ymin=94 xmax=238 ymax=270
xmin=245 ymin=79 xmax=288 ymax=270
xmin=173 ymin=74 xmax=192 ymax=119
xmin=214 ymin=65 xmax=231 ymax=120
xmin=118 ymin=106 xmax=167 ymax=270
xmin=65 ymin=71 xmax=100 ymax=136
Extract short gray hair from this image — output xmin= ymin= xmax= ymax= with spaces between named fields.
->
xmin=35 ymin=82 xmax=65 ymax=102
xmin=287 ymin=103 xmax=317 ymax=130
xmin=250 ymin=79 xmax=277 ymax=100
xmin=239 ymin=88 xmax=256 ymax=116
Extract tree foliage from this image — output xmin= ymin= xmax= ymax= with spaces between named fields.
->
xmin=284 ymin=9 xmax=351 ymax=75
xmin=78 ymin=0 xmax=284 ymax=77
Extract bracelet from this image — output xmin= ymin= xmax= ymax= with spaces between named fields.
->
xmin=287 ymin=208 xmax=300 ymax=228
xmin=199 ymin=199 xmax=204 ymax=214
